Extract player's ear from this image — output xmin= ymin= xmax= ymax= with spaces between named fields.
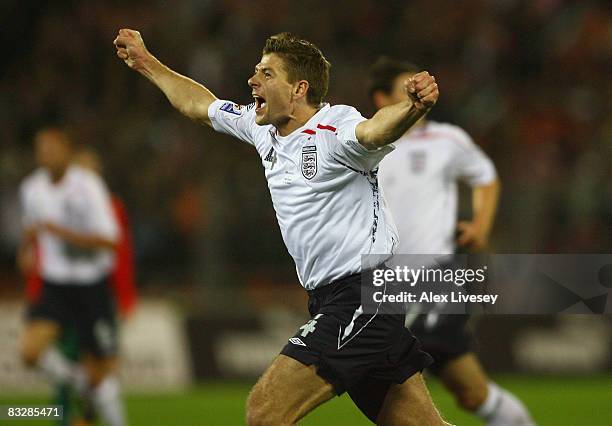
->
xmin=372 ymin=90 xmax=389 ymax=110
xmin=293 ymin=80 xmax=309 ymax=101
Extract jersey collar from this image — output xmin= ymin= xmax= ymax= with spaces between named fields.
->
xmin=272 ymin=103 xmax=331 ymax=142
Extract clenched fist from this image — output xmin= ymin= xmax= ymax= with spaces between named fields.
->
xmin=113 ymin=28 xmax=151 ymax=71
xmin=405 ymin=71 xmax=438 ymax=112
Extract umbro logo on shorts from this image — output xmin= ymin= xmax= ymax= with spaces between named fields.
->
xmin=289 ymin=337 xmax=306 ymax=346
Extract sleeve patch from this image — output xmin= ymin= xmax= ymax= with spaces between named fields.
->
xmin=219 ymin=102 xmax=243 ymax=116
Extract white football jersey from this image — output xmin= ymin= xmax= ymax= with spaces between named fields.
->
xmin=209 ymin=100 xmax=398 ymax=290
xmin=379 ymin=121 xmax=496 ymax=255
xmin=20 ymin=165 xmax=119 ymax=284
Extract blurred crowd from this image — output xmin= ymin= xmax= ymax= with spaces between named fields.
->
xmin=1 ymin=0 xmax=610 ymax=293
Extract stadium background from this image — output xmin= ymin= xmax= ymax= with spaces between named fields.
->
xmin=0 ymin=0 xmax=610 ymax=425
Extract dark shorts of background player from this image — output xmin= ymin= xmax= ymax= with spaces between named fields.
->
xmin=27 ymin=276 xmax=118 ymax=358
xmin=281 ymin=271 xmax=433 ymax=423
xmin=409 ymin=314 xmax=473 ymax=375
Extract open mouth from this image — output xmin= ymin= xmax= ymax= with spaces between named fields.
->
xmin=253 ymin=94 xmax=267 ymax=112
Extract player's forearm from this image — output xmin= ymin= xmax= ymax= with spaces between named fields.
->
xmin=62 ymin=232 xmax=117 ymax=250
xmin=16 ymin=229 xmax=37 ymax=274
xmin=18 ymin=229 xmax=36 ymax=253
xmin=17 ymin=240 xmax=33 ymax=264
xmin=21 ymin=227 xmax=37 ymax=246
xmin=139 ymin=55 xmax=217 ymax=126
xmin=356 ymin=100 xmax=425 ymax=149
xmin=472 ymin=179 xmax=500 ymax=237
xmin=44 ymin=224 xmax=117 ymax=251
xmin=16 ymin=243 xmax=34 ymax=275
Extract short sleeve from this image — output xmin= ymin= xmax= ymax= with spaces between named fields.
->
xmin=329 ymin=106 xmax=394 ymax=172
xmin=85 ymin=174 xmax=120 ymax=243
xmin=208 ymin=99 xmax=257 ymax=145
xmin=451 ymin=132 xmax=497 ymax=186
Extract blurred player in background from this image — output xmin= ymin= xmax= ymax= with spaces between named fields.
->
xmin=73 ymin=148 xmax=138 ymax=319
xmin=371 ymin=57 xmax=535 ymax=425
xmin=24 ymin=147 xmax=138 ymax=426
xmin=26 ymin=148 xmax=138 ymax=320
xmin=17 ymin=127 xmax=127 ymax=426
xmin=114 ymin=29 xmax=449 ymax=425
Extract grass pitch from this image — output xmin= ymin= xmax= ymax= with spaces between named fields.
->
xmin=0 ymin=375 xmax=610 ymax=425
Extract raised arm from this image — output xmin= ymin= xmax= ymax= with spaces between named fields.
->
xmin=356 ymin=71 xmax=438 ymax=150
xmin=114 ymin=29 xmax=217 ymax=126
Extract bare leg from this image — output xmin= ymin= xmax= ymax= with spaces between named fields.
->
xmin=439 ymin=353 xmax=489 ymax=412
xmin=82 ymin=353 xmax=125 ymax=426
xmin=20 ymin=319 xmax=61 ymax=366
xmin=246 ymin=354 xmax=336 ymax=426
xmin=439 ymin=353 xmax=535 ymax=425
xmin=81 ymin=354 xmax=119 ymax=388
xmin=376 ymin=373 xmax=451 ymax=426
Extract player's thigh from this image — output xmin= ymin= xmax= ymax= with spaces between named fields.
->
xmin=246 ymin=354 xmax=335 ymax=425
xmin=439 ymin=352 xmax=489 ymax=410
xmin=377 ymin=372 xmax=448 ymax=426
xmin=20 ymin=319 xmax=61 ymax=363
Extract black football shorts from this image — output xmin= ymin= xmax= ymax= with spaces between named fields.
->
xmin=281 ymin=270 xmax=432 ymax=422
xmin=27 ymin=277 xmax=118 ymax=358
xmin=408 ymin=313 xmax=473 ymax=375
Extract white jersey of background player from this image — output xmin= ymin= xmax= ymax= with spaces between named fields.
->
xmin=371 ymin=57 xmax=534 ymax=426
xmin=20 ymin=164 xmax=118 ymax=283
xmin=379 ymin=120 xmax=497 ymax=255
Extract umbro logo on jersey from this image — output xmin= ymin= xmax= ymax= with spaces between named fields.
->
xmin=301 ymin=145 xmax=317 ymax=180
xmin=263 ymin=146 xmax=277 ymax=169
xmin=289 ymin=337 xmax=306 ymax=346
xmin=264 ymin=147 xmax=275 ymax=162
xmin=220 ymin=102 xmax=242 ymax=116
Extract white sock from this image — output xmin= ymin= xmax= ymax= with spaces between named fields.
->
xmin=476 ymin=383 xmax=536 ymax=426
xmin=92 ymin=376 xmax=126 ymax=426
xmin=37 ymin=348 xmax=91 ymax=396
xmin=37 ymin=347 xmax=75 ymax=385
xmin=72 ymin=365 xmax=91 ymax=396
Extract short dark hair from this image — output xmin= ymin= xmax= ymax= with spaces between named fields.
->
xmin=368 ymin=56 xmax=421 ymax=101
xmin=263 ymin=32 xmax=330 ymax=106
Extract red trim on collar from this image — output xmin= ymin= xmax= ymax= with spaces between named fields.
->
xmin=316 ymin=124 xmax=336 ymax=132
xmin=302 ymin=129 xmax=316 ymax=135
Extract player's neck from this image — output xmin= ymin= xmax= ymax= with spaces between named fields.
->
xmin=48 ymin=164 xmax=69 ymax=184
xmin=276 ymin=103 xmax=320 ymax=137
